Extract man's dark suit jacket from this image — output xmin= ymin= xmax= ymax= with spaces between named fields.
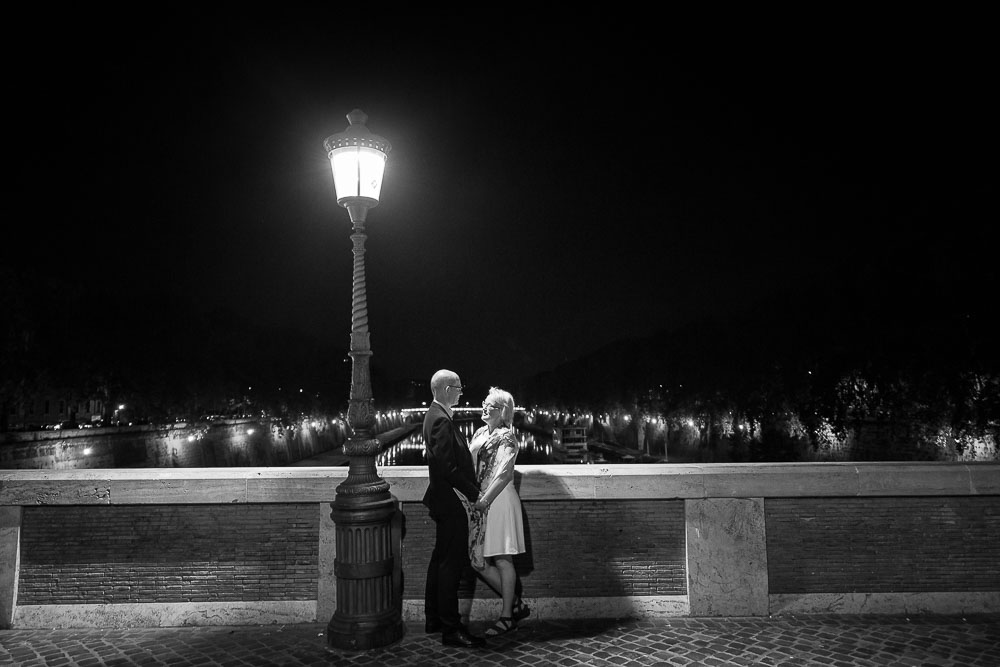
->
xmin=422 ymin=402 xmax=480 ymax=517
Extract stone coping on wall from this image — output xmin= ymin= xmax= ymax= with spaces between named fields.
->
xmin=1 ymin=462 xmax=997 ymax=506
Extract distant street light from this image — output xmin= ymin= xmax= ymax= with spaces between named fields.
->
xmin=322 ymin=110 xmax=403 ymax=651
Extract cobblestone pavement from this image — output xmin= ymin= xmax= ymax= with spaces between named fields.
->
xmin=2 ymin=615 xmax=998 ymax=666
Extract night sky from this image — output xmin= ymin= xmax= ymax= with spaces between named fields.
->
xmin=10 ymin=13 xmax=995 ymax=398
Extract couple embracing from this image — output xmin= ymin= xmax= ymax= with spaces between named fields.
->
xmin=422 ymin=369 xmax=530 ymax=649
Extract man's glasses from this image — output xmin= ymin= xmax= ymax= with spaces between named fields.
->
xmin=447 ymin=384 xmax=465 ymax=391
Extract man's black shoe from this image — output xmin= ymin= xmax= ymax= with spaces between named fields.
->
xmin=425 ymin=619 xmax=443 ymax=634
xmin=442 ymin=628 xmax=485 ymax=648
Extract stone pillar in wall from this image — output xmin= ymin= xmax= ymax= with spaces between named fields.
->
xmin=0 ymin=506 xmax=22 ymax=628
xmin=317 ymin=502 xmax=337 ymax=622
xmin=686 ymin=497 xmax=768 ymax=616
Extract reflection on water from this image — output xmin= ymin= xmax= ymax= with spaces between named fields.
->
xmin=377 ymin=419 xmax=553 ymax=467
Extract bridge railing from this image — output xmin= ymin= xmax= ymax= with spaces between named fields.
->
xmin=1 ymin=462 xmax=998 ymax=628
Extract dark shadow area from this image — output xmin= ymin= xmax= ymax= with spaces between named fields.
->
xmin=392 ymin=498 xmax=406 ymax=620
xmin=511 ymin=470 xmax=535 ymax=576
xmin=471 ymin=616 xmax=636 ymax=647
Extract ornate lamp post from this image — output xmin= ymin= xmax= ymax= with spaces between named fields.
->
xmin=323 ymin=109 xmax=404 ymax=650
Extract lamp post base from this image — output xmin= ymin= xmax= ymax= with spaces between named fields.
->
xmin=326 ymin=610 xmax=405 ymax=652
xmin=326 ymin=478 xmax=405 ymax=652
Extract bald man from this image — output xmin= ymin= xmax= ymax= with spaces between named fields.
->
xmin=422 ymin=369 xmax=485 ymax=648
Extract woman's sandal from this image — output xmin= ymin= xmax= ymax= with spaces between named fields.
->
xmin=485 ymin=616 xmax=517 ymax=636
xmin=512 ymin=597 xmax=531 ymax=622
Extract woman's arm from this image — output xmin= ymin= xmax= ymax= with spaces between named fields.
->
xmin=474 ymin=435 xmax=517 ymax=510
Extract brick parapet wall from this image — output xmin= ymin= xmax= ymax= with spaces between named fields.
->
xmin=401 ymin=499 xmax=686 ymax=603
xmin=18 ymin=505 xmax=318 ymax=604
xmin=16 ymin=498 xmax=686 ymax=607
xmin=2 ymin=463 xmax=998 ymax=627
xmin=766 ymin=496 xmax=1000 ymax=593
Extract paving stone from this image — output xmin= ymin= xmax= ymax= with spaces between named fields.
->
xmin=0 ymin=616 xmax=998 ymax=666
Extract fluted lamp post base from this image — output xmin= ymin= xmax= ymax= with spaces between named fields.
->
xmin=326 ymin=438 xmax=405 ymax=652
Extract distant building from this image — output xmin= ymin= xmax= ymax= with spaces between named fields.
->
xmin=5 ymin=395 xmax=104 ymax=430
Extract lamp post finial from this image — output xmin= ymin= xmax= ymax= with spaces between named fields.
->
xmin=346 ymin=108 xmax=368 ymax=126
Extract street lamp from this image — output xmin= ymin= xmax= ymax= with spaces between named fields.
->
xmin=323 ymin=109 xmax=403 ymax=650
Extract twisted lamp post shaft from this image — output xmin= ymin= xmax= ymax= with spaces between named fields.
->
xmin=341 ymin=222 xmax=388 ymax=494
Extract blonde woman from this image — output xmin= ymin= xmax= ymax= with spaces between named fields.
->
xmin=460 ymin=386 xmax=530 ymax=635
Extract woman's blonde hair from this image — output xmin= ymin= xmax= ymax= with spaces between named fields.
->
xmin=486 ymin=386 xmax=515 ymax=427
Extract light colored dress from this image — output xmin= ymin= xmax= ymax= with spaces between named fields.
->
xmin=459 ymin=425 xmax=525 ymax=569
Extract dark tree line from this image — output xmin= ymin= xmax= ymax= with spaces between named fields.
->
xmin=521 ymin=260 xmax=1000 ymax=458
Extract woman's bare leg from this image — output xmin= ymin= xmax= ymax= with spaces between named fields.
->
xmin=476 ymin=558 xmax=503 ymax=598
xmin=495 ymin=555 xmax=516 ymax=618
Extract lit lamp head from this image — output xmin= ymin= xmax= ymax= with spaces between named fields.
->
xmin=323 ymin=109 xmax=391 ymax=224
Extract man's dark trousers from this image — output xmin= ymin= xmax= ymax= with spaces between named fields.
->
xmin=425 ymin=508 xmax=469 ymax=632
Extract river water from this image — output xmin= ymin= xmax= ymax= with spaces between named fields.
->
xmin=376 ymin=418 xmax=555 ymax=467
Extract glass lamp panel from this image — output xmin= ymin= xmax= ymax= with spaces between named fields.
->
xmin=357 ymin=146 xmax=386 ymax=201
xmin=330 ymin=148 xmax=360 ymax=200
xmin=329 ymin=146 xmax=387 ymax=202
